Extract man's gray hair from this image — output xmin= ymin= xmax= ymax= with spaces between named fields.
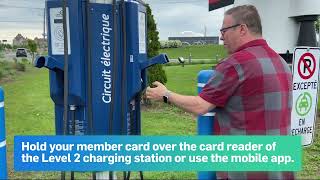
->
xmin=225 ymin=5 xmax=262 ymax=35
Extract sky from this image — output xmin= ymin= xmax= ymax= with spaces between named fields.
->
xmin=0 ymin=0 xmax=225 ymax=43
xmin=0 ymin=0 xmax=45 ymax=42
xmin=146 ymin=0 xmax=225 ymax=39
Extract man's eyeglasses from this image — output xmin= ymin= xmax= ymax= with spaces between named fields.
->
xmin=220 ymin=24 xmax=241 ymax=35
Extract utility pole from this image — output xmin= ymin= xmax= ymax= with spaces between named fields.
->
xmin=43 ymin=8 xmax=46 ymax=39
xmin=318 ymin=19 xmax=320 ymax=47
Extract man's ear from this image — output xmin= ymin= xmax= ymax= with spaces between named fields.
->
xmin=240 ymin=24 xmax=248 ymax=36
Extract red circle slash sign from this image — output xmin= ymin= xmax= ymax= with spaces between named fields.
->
xmin=298 ymin=52 xmax=316 ymax=79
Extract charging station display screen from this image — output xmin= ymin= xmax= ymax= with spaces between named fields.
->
xmin=49 ymin=8 xmax=71 ymax=55
xmin=138 ymin=11 xmax=146 ymax=54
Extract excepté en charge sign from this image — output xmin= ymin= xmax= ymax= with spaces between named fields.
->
xmin=291 ymin=47 xmax=320 ymax=146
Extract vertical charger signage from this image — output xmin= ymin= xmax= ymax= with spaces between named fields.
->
xmin=291 ymin=47 xmax=320 ymax=146
xmin=49 ymin=7 xmax=71 ymax=55
xmin=88 ymin=3 xmax=115 ymax=135
xmin=138 ymin=10 xmax=146 ymax=54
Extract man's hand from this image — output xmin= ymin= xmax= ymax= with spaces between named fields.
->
xmin=146 ymin=81 xmax=167 ymax=101
xmin=146 ymin=81 xmax=215 ymax=114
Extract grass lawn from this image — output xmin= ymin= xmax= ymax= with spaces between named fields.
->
xmin=1 ymin=64 xmax=320 ymax=179
xmin=159 ymin=45 xmax=227 ymax=60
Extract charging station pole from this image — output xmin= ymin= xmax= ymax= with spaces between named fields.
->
xmin=197 ymin=70 xmax=216 ymax=180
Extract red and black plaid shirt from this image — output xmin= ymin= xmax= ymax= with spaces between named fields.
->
xmin=199 ymin=39 xmax=294 ymax=180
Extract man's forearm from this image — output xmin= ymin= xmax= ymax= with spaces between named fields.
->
xmin=168 ymin=91 xmax=215 ymax=115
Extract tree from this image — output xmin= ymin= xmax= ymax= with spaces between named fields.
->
xmin=316 ymin=18 xmax=319 ymax=33
xmin=27 ymin=39 xmax=37 ymax=63
xmin=146 ymin=4 xmax=167 ymax=87
xmin=315 ymin=18 xmax=320 ymax=46
xmin=4 ymin=44 xmax=12 ymax=50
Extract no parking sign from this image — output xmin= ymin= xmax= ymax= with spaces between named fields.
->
xmin=291 ymin=47 xmax=320 ymax=146
xmin=297 ymin=52 xmax=316 ymax=79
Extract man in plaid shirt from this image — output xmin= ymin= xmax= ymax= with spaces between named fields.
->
xmin=146 ymin=5 xmax=293 ymax=180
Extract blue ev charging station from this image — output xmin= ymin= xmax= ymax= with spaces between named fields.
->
xmin=35 ymin=0 xmax=168 ymax=136
xmin=35 ymin=0 xmax=168 ymax=178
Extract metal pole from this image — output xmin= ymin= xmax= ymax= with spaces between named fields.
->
xmin=318 ymin=19 xmax=320 ymax=47
xmin=62 ymin=0 xmax=69 ymax=179
xmin=43 ymin=8 xmax=46 ymax=40
xmin=70 ymin=105 xmax=76 ymax=180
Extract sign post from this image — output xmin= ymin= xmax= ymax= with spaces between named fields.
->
xmin=291 ymin=47 xmax=320 ymax=146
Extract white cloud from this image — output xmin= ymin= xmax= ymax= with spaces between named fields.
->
xmin=180 ymin=31 xmax=203 ymax=37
